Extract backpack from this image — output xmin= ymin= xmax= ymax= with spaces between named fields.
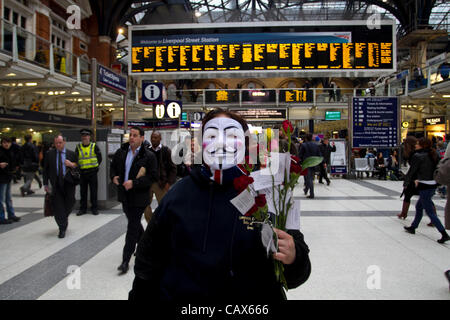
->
xmin=434 ymin=157 xmax=450 ymax=185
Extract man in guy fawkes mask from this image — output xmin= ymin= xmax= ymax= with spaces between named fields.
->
xmin=129 ymin=108 xmax=311 ymax=301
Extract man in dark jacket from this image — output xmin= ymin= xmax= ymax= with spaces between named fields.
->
xmin=318 ymin=138 xmax=336 ymax=185
xmin=10 ymin=137 xmax=21 ymax=183
xmin=20 ymin=135 xmax=40 ymax=196
xmin=0 ymin=137 xmax=20 ymax=224
xmin=76 ymin=129 xmax=102 ymax=216
xmin=43 ymin=135 xmax=78 ymax=238
xmin=143 ymin=131 xmax=177 ymax=223
xmin=110 ymin=126 xmax=158 ymax=274
xmin=298 ymin=133 xmax=322 ymax=199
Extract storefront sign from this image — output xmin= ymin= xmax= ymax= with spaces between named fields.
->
xmin=98 ymin=65 xmax=127 ymax=95
xmin=242 ymin=90 xmax=276 ymax=103
xmin=423 ymin=117 xmax=445 ymax=126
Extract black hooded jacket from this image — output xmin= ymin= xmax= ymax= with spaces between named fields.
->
xmin=129 ymin=166 xmax=311 ymax=301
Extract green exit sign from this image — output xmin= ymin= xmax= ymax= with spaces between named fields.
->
xmin=181 ymin=112 xmax=187 ymax=121
xmin=325 ymin=111 xmax=341 ymax=121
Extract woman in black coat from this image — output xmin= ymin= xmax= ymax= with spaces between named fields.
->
xmin=403 ymin=138 xmax=450 ymax=243
xmin=129 ymin=109 xmax=311 ymax=301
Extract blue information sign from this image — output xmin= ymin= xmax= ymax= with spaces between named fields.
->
xmin=98 ymin=65 xmax=127 ymax=95
xmin=142 ymin=82 xmax=164 ymax=104
xmin=352 ymin=97 xmax=398 ymax=148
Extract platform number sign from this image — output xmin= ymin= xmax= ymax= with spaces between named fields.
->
xmin=142 ymin=81 xmax=163 ymax=104
xmin=154 ymin=100 xmax=182 ymax=119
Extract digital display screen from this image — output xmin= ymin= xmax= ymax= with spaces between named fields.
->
xmin=131 ymin=22 xmax=394 ymax=76
xmin=325 ymin=111 xmax=341 ymax=120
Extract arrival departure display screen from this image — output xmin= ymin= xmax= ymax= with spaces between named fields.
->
xmin=130 ymin=21 xmax=395 ymax=77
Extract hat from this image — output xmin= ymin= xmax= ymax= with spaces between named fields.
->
xmin=80 ymin=129 xmax=92 ymax=136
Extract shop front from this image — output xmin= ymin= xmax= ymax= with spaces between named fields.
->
xmin=423 ymin=116 xmax=446 ymax=140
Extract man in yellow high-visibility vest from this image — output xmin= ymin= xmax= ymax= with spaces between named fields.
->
xmin=76 ymin=129 xmax=102 ymax=216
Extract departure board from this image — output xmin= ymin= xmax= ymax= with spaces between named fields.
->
xmin=130 ymin=21 xmax=395 ymax=77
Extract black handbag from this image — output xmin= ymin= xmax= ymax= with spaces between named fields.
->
xmin=64 ymin=167 xmax=81 ymax=185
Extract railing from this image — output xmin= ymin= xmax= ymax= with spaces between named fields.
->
xmin=0 ymin=18 xmax=107 ymax=87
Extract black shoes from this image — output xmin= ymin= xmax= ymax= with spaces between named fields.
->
xmin=0 ymin=219 xmax=12 ymax=225
xmin=318 ymin=181 xmax=324 ymax=184
xmin=20 ymin=187 xmax=25 ymax=197
xmin=92 ymin=209 xmax=99 ymax=215
xmin=327 ymin=180 xmax=330 ymax=186
xmin=437 ymin=232 xmax=450 ymax=244
xmin=38 ymin=181 xmax=42 ymax=189
xmin=307 ymin=195 xmax=315 ymax=199
xmin=9 ymin=216 xmax=21 ymax=223
xmin=77 ymin=210 xmax=86 ymax=216
xmin=58 ymin=230 xmax=66 ymax=238
xmin=303 ymin=188 xmax=307 ymax=195
xmin=404 ymin=226 xmax=415 ymax=234
xmin=117 ymin=261 xmax=129 ymax=274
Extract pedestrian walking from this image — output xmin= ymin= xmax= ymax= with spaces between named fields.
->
xmin=0 ymin=137 xmax=20 ymax=224
xmin=318 ymin=138 xmax=336 ymax=185
xmin=20 ymin=135 xmax=40 ymax=196
xmin=299 ymin=133 xmax=322 ymax=199
xmin=110 ymin=126 xmax=158 ymax=274
xmin=403 ymin=138 xmax=450 ymax=243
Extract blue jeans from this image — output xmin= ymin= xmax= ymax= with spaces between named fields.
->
xmin=0 ymin=183 xmax=15 ymax=220
xmin=411 ymin=188 xmax=445 ymax=232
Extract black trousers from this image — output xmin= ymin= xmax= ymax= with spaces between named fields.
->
xmin=52 ymin=181 xmax=75 ymax=232
xmin=122 ymin=203 xmax=145 ymax=264
xmin=304 ymin=167 xmax=315 ymax=197
xmin=318 ymin=163 xmax=330 ymax=183
xmin=80 ymin=172 xmax=98 ymax=211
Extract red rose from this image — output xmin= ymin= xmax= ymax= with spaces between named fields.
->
xmin=282 ymin=120 xmax=293 ymax=134
xmin=245 ymin=204 xmax=258 ymax=217
xmin=290 ymin=163 xmax=302 ymax=174
xmin=255 ymin=194 xmax=267 ymax=207
xmin=233 ymin=175 xmax=254 ymax=193
xmin=300 ymin=168 xmax=308 ymax=176
xmin=291 ymin=156 xmax=300 ymax=164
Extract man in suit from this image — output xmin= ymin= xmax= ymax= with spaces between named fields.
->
xmin=43 ymin=135 xmax=78 ymax=238
xmin=110 ymin=126 xmax=158 ymax=274
xmin=298 ymin=133 xmax=322 ymax=199
xmin=144 ymin=131 xmax=177 ymax=223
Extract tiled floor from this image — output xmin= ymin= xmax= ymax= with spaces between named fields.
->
xmin=0 ymin=177 xmax=449 ymax=300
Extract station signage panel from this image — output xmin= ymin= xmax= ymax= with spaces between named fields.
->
xmin=142 ymin=81 xmax=164 ymax=104
xmin=98 ymin=65 xmax=127 ymax=95
xmin=352 ymin=97 xmax=399 ymax=148
xmin=154 ymin=100 xmax=182 ymax=119
xmin=280 ymin=89 xmax=312 ymax=103
xmin=130 ymin=21 xmax=395 ymax=77
xmin=205 ymin=90 xmax=239 ymax=103
xmin=232 ymin=109 xmax=287 ymax=121
xmin=325 ymin=111 xmax=341 ymax=120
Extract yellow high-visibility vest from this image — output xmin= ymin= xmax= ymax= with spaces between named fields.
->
xmin=77 ymin=143 xmax=99 ymax=170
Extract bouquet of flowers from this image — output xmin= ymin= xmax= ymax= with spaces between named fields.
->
xmin=232 ymin=120 xmax=322 ymax=290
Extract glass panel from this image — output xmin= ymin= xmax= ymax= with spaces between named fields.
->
xmin=54 ymin=46 xmax=75 ymax=77
xmin=80 ymin=58 xmax=91 ymax=84
xmin=20 ymin=16 xmax=26 ymax=29
xmin=12 ymin=11 xmax=18 ymax=25
xmin=4 ymin=7 xmax=10 ymax=20
xmin=1 ymin=19 xmax=14 ymax=54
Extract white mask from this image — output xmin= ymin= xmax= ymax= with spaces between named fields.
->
xmin=202 ymin=117 xmax=246 ymax=171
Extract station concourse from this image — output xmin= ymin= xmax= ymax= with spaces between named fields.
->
xmin=0 ymin=0 xmax=448 ymax=301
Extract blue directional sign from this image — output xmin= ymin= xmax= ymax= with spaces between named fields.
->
xmin=98 ymin=65 xmax=127 ymax=95
xmin=352 ymin=97 xmax=398 ymax=148
xmin=142 ymin=81 xmax=163 ymax=104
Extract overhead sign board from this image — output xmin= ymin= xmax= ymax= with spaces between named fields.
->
xmin=130 ymin=20 xmax=395 ymax=79
xmin=352 ymin=97 xmax=399 ymax=148
xmin=98 ymin=65 xmax=127 ymax=95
